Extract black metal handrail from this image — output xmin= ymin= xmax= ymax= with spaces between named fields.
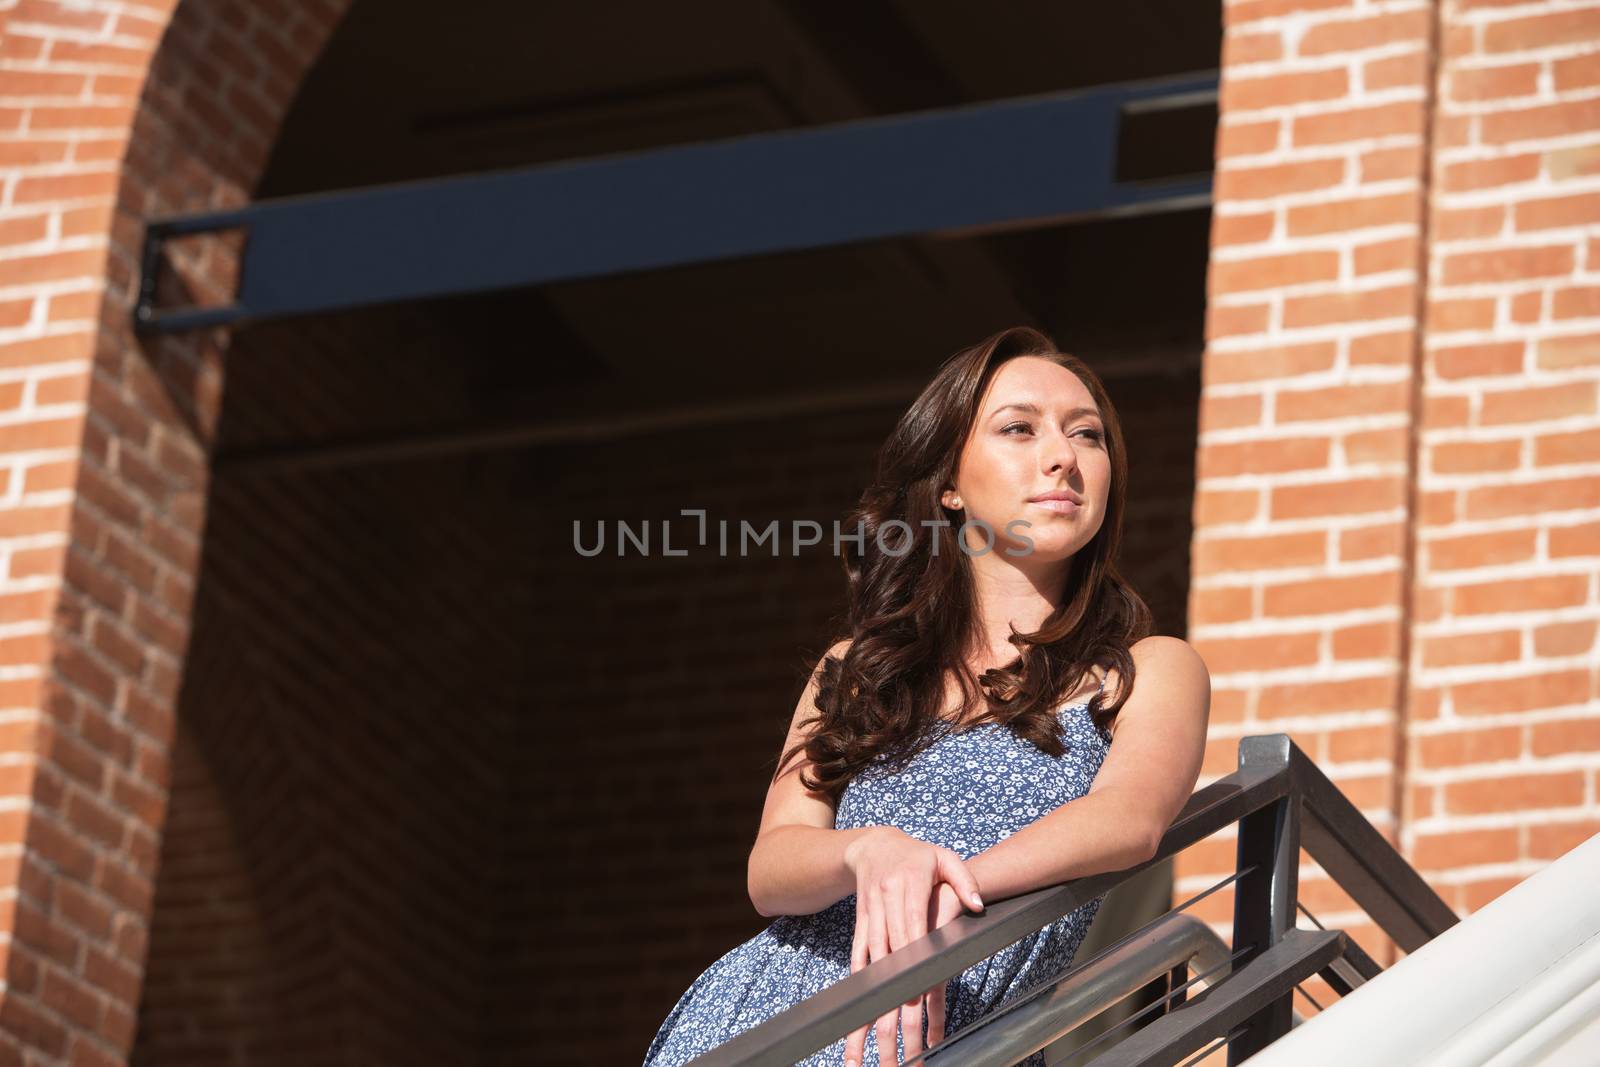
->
xmin=691 ymin=733 xmax=1457 ymax=1066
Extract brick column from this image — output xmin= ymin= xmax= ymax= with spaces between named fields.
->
xmin=0 ymin=2 xmax=349 ymax=1061
xmin=1406 ymin=0 xmax=1600 ymax=915
xmin=1186 ymin=0 xmax=1438 ymax=975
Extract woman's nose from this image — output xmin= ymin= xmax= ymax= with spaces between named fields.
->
xmin=1044 ymin=428 xmax=1079 ymax=475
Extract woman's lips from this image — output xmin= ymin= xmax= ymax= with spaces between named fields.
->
xmin=1029 ymin=499 xmax=1080 ymax=514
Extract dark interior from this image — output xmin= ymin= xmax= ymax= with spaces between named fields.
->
xmin=133 ymin=2 xmax=1220 ymax=1064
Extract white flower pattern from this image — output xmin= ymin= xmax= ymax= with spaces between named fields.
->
xmin=643 ymin=686 xmax=1113 ymax=1067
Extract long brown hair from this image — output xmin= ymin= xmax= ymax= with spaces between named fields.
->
xmin=779 ymin=326 xmax=1154 ymax=804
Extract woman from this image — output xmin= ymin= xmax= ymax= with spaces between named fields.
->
xmin=644 ymin=327 xmax=1209 ymax=1067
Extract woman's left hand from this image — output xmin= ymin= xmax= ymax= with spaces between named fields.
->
xmin=845 ymin=872 xmax=981 ymax=1064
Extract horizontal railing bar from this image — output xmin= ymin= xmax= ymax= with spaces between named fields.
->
xmin=926 ymin=914 xmax=1234 ymax=1066
xmin=694 ymin=760 xmax=1290 ymax=1067
xmin=1082 ymin=928 xmax=1346 ymax=1067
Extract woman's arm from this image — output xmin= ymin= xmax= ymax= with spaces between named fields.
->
xmin=749 ymin=824 xmax=884 ymax=917
xmin=747 ymin=640 xmax=864 ymax=917
xmin=966 ymin=636 xmax=1211 ymax=902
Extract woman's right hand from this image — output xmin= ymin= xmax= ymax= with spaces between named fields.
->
xmin=840 ymin=827 xmax=984 ymax=1067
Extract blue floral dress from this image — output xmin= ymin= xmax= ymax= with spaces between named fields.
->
xmin=643 ymin=685 xmax=1114 ymax=1066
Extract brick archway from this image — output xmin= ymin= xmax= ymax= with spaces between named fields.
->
xmin=0 ymin=2 xmax=351 ymax=1060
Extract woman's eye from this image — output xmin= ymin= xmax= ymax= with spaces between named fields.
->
xmin=1001 ymin=422 xmax=1032 ymax=435
xmin=1075 ymin=428 xmax=1104 ymax=443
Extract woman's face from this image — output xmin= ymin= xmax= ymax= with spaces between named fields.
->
xmin=942 ymin=356 xmax=1111 ymax=565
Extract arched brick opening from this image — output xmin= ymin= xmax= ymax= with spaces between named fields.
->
xmin=0 ymin=1 xmax=353 ymax=1062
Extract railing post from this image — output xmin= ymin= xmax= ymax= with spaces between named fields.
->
xmin=1228 ymin=735 xmax=1299 ymax=1064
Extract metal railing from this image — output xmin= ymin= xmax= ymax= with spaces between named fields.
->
xmin=693 ymin=733 xmax=1458 ymax=1066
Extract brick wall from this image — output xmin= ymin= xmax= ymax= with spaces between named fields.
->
xmin=0 ymin=1 xmax=353 ymax=1063
xmin=1188 ymin=0 xmax=1438 ymax=976
xmin=1406 ymin=0 xmax=1600 ymax=915
xmin=1191 ymin=0 xmax=1600 ymax=1032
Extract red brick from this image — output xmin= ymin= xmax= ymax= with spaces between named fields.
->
xmin=1480 ymin=381 xmax=1596 ymax=425
xmin=1443 ymin=771 xmax=1585 ymax=815
xmin=1427 ymin=297 xmax=1496 ymax=332
xmin=1450 ymin=63 xmax=1540 ymax=102
xmin=1257 ymin=675 xmax=1395 ymax=719
xmin=1553 ymin=287 xmax=1600 ymax=320
xmin=1417 ymin=725 xmax=1523 ymax=768
xmin=1276 ymin=381 xmax=1409 ymax=422
xmin=1207 ymin=303 xmax=1271 ymax=340
xmin=1271 ymin=476 xmax=1406 ymax=519
xmin=1533 ymin=620 xmax=1596 ymax=658
xmin=1433 ymin=206 xmax=1504 ymax=242
xmin=1421 ymin=629 xmax=1521 ymax=668
xmin=1483 ymin=98 xmax=1600 ymax=145
xmin=1208 ymin=342 xmax=1336 ymax=384
xmin=1362 ymin=146 xmax=1421 ymax=183
xmin=1536 ymin=426 xmax=1600 ymax=466
xmin=1217 ymin=119 xmax=1281 ymax=159
xmin=1284 ymin=285 xmax=1415 ymax=328
xmin=1516 ymin=192 xmax=1600 ymax=232
xmin=1511 ymin=290 xmax=1543 ymax=324
xmin=1528 ymin=819 xmax=1600 ymax=860
xmin=1483 ymin=8 xmax=1600 ymax=53
xmin=1554 ymin=53 xmax=1600 ymax=92
xmin=1198 ymin=437 xmax=1330 ymax=477
xmin=1539 ymin=333 xmax=1600 ymax=370
xmin=1412 ymin=828 xmax=1520 ymax=870
xmin=1298 ymin=10 xmax=1431 ymax=55
xmin=1465 ymin=476 xmax=1600 ymax=521
xmin=1293 ymin=102 xmax=1424 ymax=147
xmin=1200 ymin=391 xmax=1265 ymax=432
xmin=1331 ymin=617 xmax=1399 ymax=658
xmin=1549 ymin=521 xmax=1600 ymax=558
xmin=1454 ymin=574 xmax=1590 ymax=615
xmin=1263 ymin=571 xmax=1402 ymax=617
xmin=1193 ymin=632 xmax=1321 ymax=673
xmin=1192 ymin=585 xmax=1253 ymax=626
xmin=1194 ymin=530 xmax=1328 ymax=574
xmin=1351 ymin=330 xmax=1413 ymax=365
xmin=1440 ymin=154 xmax=1541 ymax=193
xmin=1287 ymin=192 xmax=1416 ymax=236
xmin=1211 ymin=250 xmax=1340 ymax=294
xmin=1442 ymin=245 xmax=1574 ymax=286
xmin=1366 ymin=51 xmax=1429 ymax=92
xmin=1427 ymin=528 xmax=1537 ymax=570
xmin=1430 ymin=438 xmax=1521 ymax=474
xmin=1548 ymin=144 xmax=1600 ymax=182
xmin=1434 ymin=341 xmax=1524 ymax=379
xmin=1217 ymin=158 xmax=1346 ymax=201
xmin=1355 ymin=235 xmax=1417 ymax=275
xmin=1214 ymin=210 xmax=1276 ymax=247
xmin=1228 ymin=0 xmax=1349 ymax=25
xmin=1222 ymin=68 xmax=1349 ymax=112
xmin=1224 ymin=30 xmax=1283 ymax=65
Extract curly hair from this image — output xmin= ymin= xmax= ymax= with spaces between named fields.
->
xmin=777 ymin=326 xmax=1154 ymax=805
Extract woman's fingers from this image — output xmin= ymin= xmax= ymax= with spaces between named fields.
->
xmin=926 ymin=983 xmax=946 ymax=1048
xmin=937 ymin=849 xmax=985 ymax=913
xmin=899 ymin=879 xmax=929 ymax=1058
xmin=928 ymin=881 xmax=968 ymax=1047
xmin=844 ymin=893 xmax=870 ymax=1067
xmin=869 ymin=883 xmax=898 ymax=1067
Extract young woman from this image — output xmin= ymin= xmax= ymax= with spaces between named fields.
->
xmin=643 ymin=327 xmax=1210 ymax=1067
